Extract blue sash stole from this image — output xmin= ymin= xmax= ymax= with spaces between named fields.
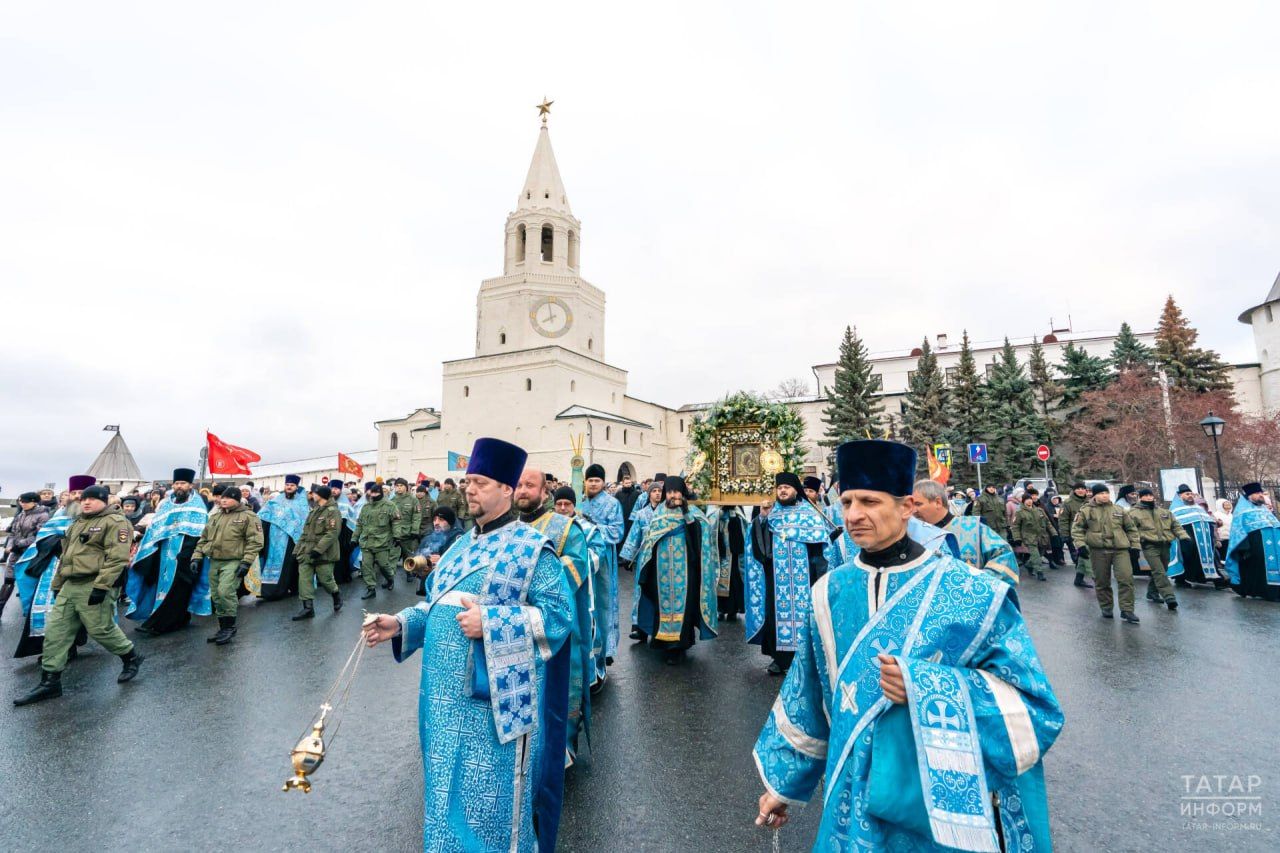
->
xmin=258 ymin=493 xmax=310 ymax=582
xmin=1171 ymin=504 xmax=1219 ymax=578
xmin=767 ymin=503 xmax=829 ymax=652
xmin=947 ymin=516 xmax=1019 ymax=587
xmin=14 ymin=515 xmax=72 ymax=636
xmin=127 ymin=496 xmax=209 ymax=615
xmin=638 ymin=507 xmax=693 ymax=641
xmin=1227 ymin=498 xmax=1280 ymax=586
xmin=827 ymin=555 xmax=1007 ymax=852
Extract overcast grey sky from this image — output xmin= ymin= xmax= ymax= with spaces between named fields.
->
xmin=3 ymin=2 xmax=1277 ymax=491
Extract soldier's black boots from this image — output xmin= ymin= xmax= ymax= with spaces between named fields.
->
xmin=1146 ymin=582 xmax=1161 ymax=602
xmin=361 ymin=587 xmax=376 ymax=600
xmin=1074 ymin=572 xmax=1094 ymax=588
xmin=14 ymin=671 xmax=62 ymax=706
xmin=210 ymin=616 xmax=237 ymax=645
xmin=292 ymin=600 xmax=315 ymax=621
xmin=1120 ymin=610 xmax=1140 ymax=624
xmin=382 ymin=578 xmax=394 ymax=591
xmin=117 ymin=649 xmax=144 ymax=683
xmin=332 ymin=590 xmax=343 ymax=612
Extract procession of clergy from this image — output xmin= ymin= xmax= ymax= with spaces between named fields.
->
xmin=8 ymin=435 xmax=1280 ymax=851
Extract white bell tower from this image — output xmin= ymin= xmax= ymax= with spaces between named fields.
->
xmin=475 ymin=102 xmax=606 ymax=360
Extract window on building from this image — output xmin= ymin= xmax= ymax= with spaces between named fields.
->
xmin=623 ymin=429 xmax=628 ymax=445
xmin=541 ymin=225 xmax=553 ymax=262
xmin=588 ymin=337 xmax=593 ymax=351
xmin=606 ymin=426 xmax=611 ymax=441
xmin=1267 ymin=305 xmax=1274 ymax=323
xmin=570 ymin=380 xmax=576 ymax=392
xmin=640 ymin=433 xmax=644 ymax=447
xmin=870 ymin=374 xmax=883 ymax=392
xmin=611 ymin=392 xmax=616 ymax=403
xmin=499 ymin=332 xmax=506 ymax=345
xmin=679 ymin=419 xmax=685 ymax=433
xmin=945 ymin=366 xmax=959 ymax=385
xmin=985 ymin=362 xmax=997 ymax=378
xmin=390 ymin=432 xmax=398 ymax=450
xmin=517 ymin=224 xmax=526 ymax=259
xmin=464 ymin=385 xmax=470 ymax=398
xmin=525 ymin=378 xmax=532 ymax=391
xmin=907 ymin=370 xmax=917 ymax=385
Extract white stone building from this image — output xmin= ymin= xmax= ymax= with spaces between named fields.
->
xmin=376 ymin=118 xmax=692 ymax=483
xmin=1235 ymin=270 xmax=1280 ymax=415
xmin=376 ymin=113 xmax=1273 ymax=484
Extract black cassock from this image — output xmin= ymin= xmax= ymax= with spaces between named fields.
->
xmin=257 ymin=522 xmax=299 ymax=601
xmin=1231 ymin=529 xmax=1280 ymax=602
xmin=335 ymin=523 xmax=356 ymax=584
xmin=749 ymin=509 xmax=829 ymax=665
xmin=637 ymin=516 xmax=705 ymax=652
xmin=129 ymin=532 xmax=201 ymax=634
xmin=1177 ymin=523 xmax=1227 ymax=587
xmin=717 ymin=511 xmax=747 ymax=618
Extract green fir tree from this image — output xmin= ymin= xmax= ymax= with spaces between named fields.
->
xmin=820 ymin=326 xmax=884 ymax=465
xmin=1027 ymin=339 xmax=1064 ymax=419
xmin=949 ymin=331 xmax=985 ymax=483
xmin=1057 ymin=341 xmax=1112 ymax=408
xmin=899 ymin=338 xmax=951 ymax=473
xmin=981 ymin=339 xmax=1046 ymax=484
xmin=1109 ymin=322 xmax=1154 ymax=371
xmin=1153 ymin=296 xmax=1231 ymax=391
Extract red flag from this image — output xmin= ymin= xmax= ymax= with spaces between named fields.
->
xmin=337 ymin=452 xmax=364 ymax=479
xmin=206 ymin=431 xmax=261 ymax=476
xmin=416 ymin=472 xmax=428 ymax=484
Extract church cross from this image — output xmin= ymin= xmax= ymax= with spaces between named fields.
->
xmin=926 ymin=700 xmax=962 ymax=730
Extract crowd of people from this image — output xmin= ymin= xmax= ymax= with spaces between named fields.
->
xmin=3 ymin=436 xmax=1278 ymax=852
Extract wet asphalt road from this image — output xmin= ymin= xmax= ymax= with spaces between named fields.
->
xmin=1 ymin=564 xmax=1277 ymax=853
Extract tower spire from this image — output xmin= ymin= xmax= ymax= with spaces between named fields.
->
xmin=518 ymin=101 xmax=571 ymax=214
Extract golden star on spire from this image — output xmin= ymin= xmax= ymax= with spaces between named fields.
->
xmin=536 ymin=98 xmax=554 ymax=122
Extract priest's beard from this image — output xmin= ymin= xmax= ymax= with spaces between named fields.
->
xmin=778 ymin=495 xmax=798 ymax=507
xmin=665 ymin=496 xmax=686 ymax=511
xmin=514 ymin=495 xmax=543 ymax=515
xmin=285 ymin=490 xmax=297 ymax=500
xmin=173 ymin=491 xmax=189 ymax=504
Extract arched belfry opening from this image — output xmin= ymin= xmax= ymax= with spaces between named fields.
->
xmin=568 ymin=230 xmax=579 ymax=268
xmin=516 ymin=224 xmax=526 ymax=262
xmin=540 ymin=225 xmax=553 ymax=262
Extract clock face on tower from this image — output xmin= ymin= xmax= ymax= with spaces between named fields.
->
xmin=530 ymin=295 xmax=573 ymax=338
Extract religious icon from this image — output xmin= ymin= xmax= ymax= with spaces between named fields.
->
xmin=733 ymin=445 xmax=762 ymax=478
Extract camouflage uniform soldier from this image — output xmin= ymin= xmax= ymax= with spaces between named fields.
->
xmin=292 ymin=485 xmax=343 ymax=619
xmin=1072 ymin=483 xmax=1141 ymax=623
xmin=193 ymin=488 xmax=265 ymax=645
xmin=356 ymin=483 xmax=401 ymax=600
xmin=14 ymin=485 xmax=143 ymax=706
xmin=1129 ymin=487 xmax=1189 ymax=611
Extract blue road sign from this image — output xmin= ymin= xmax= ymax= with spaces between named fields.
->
xmin=968 ymin=443 xmax=988 ymax=464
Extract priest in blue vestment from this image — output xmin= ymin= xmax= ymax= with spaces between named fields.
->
xmin=755 ymin=440 xmax=1063 ymax=851
xmin=632 ymin=475 xmax=718 ymax=664
xmin=1225 ymin=483 xmax=1280 ymax=602
xmin=579 ymin=463 xmax=622 ymax=675
xmin=1170 ymin=484 xmax=1227 ymax=589
xmin=747 ymin=473 xmax=835 ymax=676
xmin=126 ymin=468 xmax=211 ymax=635
xmin=514 ymin=467 xmax=596 ymax=766
xmin=621 ymin=477 xmax=664 ymax=636
xmin=716 ymin=505 xmax=750 ymax=622
xmin=256 ymin=474 xmax=310 ymax=600
xmin=330 ymin=480 xmax=361 ymax=584
xmin=363 ymin=438 xmax=574 ymax=853
xmin=912 ymin=478 xmax=1020 ymax=587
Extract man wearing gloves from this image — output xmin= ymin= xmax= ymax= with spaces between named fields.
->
xmin=192 ymin=486 xmax=264 ymax=645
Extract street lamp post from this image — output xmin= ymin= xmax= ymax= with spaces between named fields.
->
xmin=1199 ymin=412 xmax=1227 ymax=501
